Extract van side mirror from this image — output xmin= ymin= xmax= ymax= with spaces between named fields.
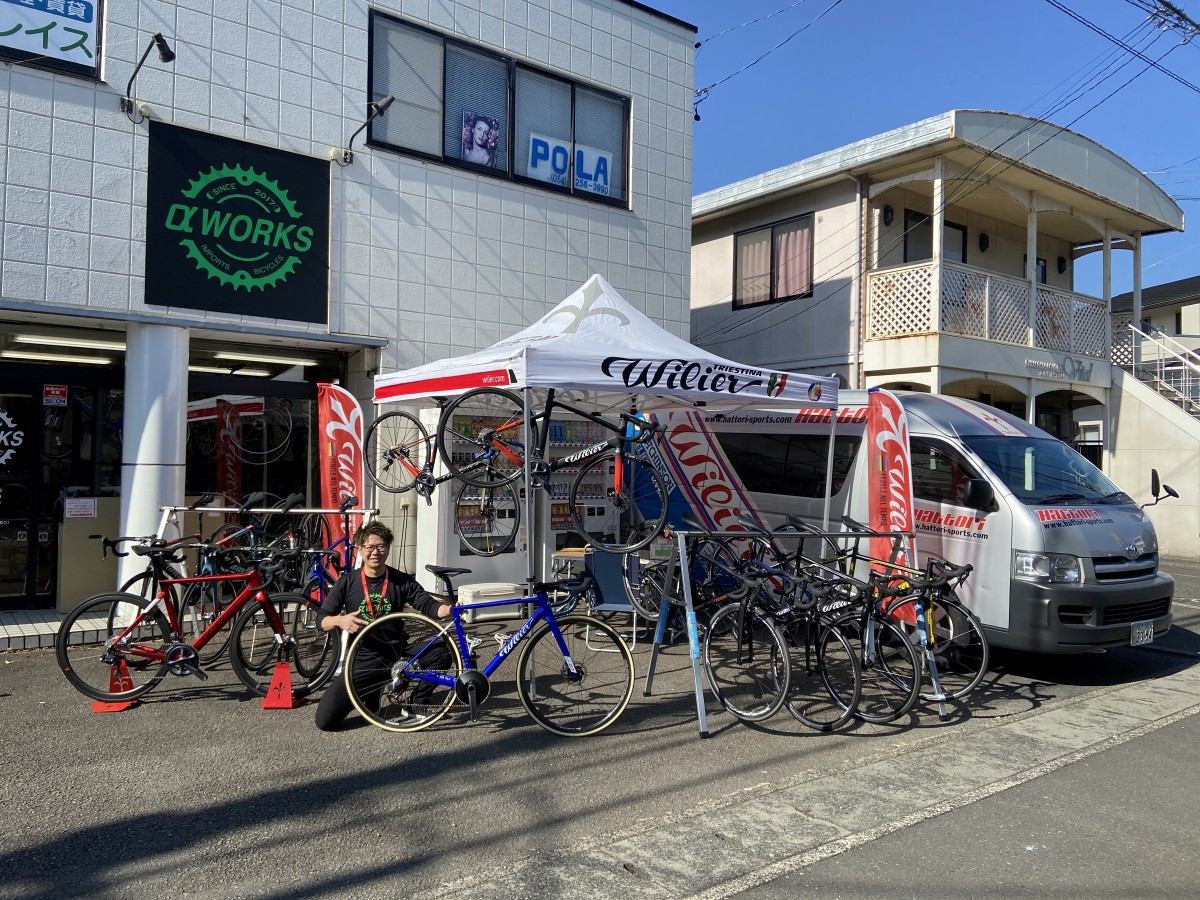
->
xmin=1141 ymin=469 xmax=1180 ymax=508
xmin=962 ymin=478 xmax=995 ymax=510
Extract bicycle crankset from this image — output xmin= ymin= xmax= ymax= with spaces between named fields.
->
xmin=454 ymin=670 xmax=491 ymax=720
xmin=164 ymin=643 xmax=208 ymax=680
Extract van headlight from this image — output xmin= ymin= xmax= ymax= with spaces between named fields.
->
xmin=1014 ymin=551 xmax=1082 ymax=584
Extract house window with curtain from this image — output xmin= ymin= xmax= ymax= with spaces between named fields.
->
xmin=733 ymin=214 xmax=813 ymax=309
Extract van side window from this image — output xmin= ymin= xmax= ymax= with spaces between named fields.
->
xmin=714 ymin=433 xmax=860 ymax=498
xmin=910 ymin=437 xmax=982 ymax=506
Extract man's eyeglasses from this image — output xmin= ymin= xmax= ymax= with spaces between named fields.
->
xmin=362 ymin=544 xmax=391 ymax=555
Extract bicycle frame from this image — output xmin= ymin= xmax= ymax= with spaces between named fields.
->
xmin=116 ymin=571 xmax=282 ymax=660
xmin=404 ymin=593 xmax=579 ymax=689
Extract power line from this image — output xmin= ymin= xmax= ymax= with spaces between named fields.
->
xmin=691 ymin=16 xmax=1184 ymax=350
xmin=693 ymin=0 xmax=848 ymax=119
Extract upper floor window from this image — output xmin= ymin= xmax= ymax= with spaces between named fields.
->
xmin=904 ymin=211 xmax=967 ymax=264
xmin=369 ymin=11 xmax=629 ymax=206
xmin=733 ymin=214 xmax=813 ymax=308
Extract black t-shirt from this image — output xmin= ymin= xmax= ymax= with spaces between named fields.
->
xmin=315 ymin=565 xmax=440 ymax=628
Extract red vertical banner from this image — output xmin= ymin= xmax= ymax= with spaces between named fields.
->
xmin=215 ymin=399 xmax=242 ymax=525
xmin=866 ymin=388 xmax=917 ymax=573
xmin=317 ymin=384 xmax=366 ymax=547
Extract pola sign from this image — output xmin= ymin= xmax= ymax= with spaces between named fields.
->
xmin=527 ymin=133 xmax=612 ymax=197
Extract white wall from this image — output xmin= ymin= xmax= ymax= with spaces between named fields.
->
xmin=1107 ymin=368 xmax=1200 ymax=559
xmin=1 ymin=0 xmax=695 ymax=377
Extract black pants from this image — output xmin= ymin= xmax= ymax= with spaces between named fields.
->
xmin=314 ymin=626 xmax=451 ymax=731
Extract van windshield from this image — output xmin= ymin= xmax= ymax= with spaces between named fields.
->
xmin=962 ymin=436 xmax=1131 ymax=506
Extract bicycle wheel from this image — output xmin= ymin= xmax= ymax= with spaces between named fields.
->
xmin=298 ymin=512 xmax=334 ymax=555
xmin=889 ymin=595 xmax=990 ymax=701
xmin=290 ymin=598 xmax=340 ymax=692
xmin=784 ymin=617 xmax=861 ymax=731
xmin=365 ymin=410 xmax=430 ymax=494
xmin=345 ymin=611 xmax=463 ymax=732
xmin=703 ymin=602 xmax=791 ymax=723
xmin=437 ymin=388 xmax=532 ymax=488
xmin=621 ymin=553 xmax=669 ymax=620
xmin=119 ymin=569 xmax=180 ymax=615
xmin=831 ymin=611 xmax=922 ymax=724
xmin=55 ymin=592 xmax=171 ymax=702
xmin=181 ymin=579 xmax=239 ymax=665
xmin=568 ymin=453 xmax=668 ymax=553
xmin=229 ymin=594 xmax=336 ymax=698
xmin=453 ymin=480 xmax=520 ymax=557
xmin=515 ymin=614 xmax=634 ymax=736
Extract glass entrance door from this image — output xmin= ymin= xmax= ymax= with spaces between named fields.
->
xmin=0 ymin=390 xmax=43 ymax=609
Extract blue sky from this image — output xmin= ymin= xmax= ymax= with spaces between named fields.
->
xmin=649 ymin=0 xmax=1200 ymax=296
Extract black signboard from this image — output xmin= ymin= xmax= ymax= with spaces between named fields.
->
xmin=145 ymin=122 xmax=330 ymax=324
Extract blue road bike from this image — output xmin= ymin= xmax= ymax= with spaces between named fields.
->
xmin=344 ymin=575 xmax=635 ymax=736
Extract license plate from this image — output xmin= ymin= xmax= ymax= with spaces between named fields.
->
xmin=1131 ymin=619 xmax=1155 ymax=646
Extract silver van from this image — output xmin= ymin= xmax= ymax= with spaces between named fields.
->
xmin=654 ymin=392 xmax=1174 ymax=653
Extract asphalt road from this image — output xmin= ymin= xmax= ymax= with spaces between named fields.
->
xmin=2 ymin=558 xmax=1198 ymax=900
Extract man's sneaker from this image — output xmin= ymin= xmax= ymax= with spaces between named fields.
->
xmin=389 ymin=706 xmax=428 ymax=726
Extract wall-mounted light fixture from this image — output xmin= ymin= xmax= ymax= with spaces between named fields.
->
xmin=336 ymin=95 xmax=395 ymax=166
xmin=188 ymin=364 xmax=272 ymax=377
xmin=11 ymin=332 xmax=126 ymax=351
xmin=0 ymin=349 xmax=114 ymax=365
xmin=882 ymin=205 xmax=894 ymax=227
xmin=121 ymin=33 xmax=176 ymax=123
xmin=212 ymin=350 xmax=319 ymax=367
xmin=979 ymin=232 xmax=990 ymax=253
xmin=1057 ymin=256 xmax=1067 ymax=274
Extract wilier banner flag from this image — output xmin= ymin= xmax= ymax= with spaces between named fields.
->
xmin=317 ymin=384 xmax=366 ymax=548
xmin=866 ymin=388 xmax=917 ymax=575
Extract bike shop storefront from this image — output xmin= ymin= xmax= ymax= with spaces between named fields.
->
xmin=0 ymin=351 xmax=349 ymax=611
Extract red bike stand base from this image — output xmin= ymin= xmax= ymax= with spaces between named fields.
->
xmin=261 ymin=662 xmax=301 ymax=710
xmin=91 ymin=661 xmax=140 ymax=713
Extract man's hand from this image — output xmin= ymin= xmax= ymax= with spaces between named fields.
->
xmin=437 ymin=603 xmax=452 ymax=619
xmin=335 ymin=612 xmax=369 ymax=634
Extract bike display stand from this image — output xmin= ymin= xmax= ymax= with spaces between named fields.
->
xmin=641 ymin=529 xmax=710 ymax=738
xmin=261 ymin=661 xmax=301 ymax=709
xmin=91 ymin=660 xmax=140 ymax=713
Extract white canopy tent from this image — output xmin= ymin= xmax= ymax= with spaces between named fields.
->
xmin=371 ymin=275 xmax=842 ymax=737
xmin=373 ymin=274 xmax=839 ymax=411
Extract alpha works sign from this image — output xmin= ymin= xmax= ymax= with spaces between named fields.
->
xmin=145 ymin=122 xmax=330 ymax=323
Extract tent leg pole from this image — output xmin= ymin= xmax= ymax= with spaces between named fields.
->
xmin=677 ymin=530 xmax=709 ymax=738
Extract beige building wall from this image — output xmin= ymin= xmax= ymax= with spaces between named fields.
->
xmin=1107 ymin=368 xmax=1200 ymax=558
xmin=691 ymin=180 xmax=859 ymax=386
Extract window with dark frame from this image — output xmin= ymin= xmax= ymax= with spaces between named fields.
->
xmin=368 ymin=11 xmax=629 ymax=206
xmin=1022 ymin=254 xmax=1048 ymax=285
xmin=733 ymin=214 xmax=814 ymax=309
xmin=903 ymin=210 xmax=967 ymax=264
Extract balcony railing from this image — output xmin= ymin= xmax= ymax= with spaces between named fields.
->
xmin=866 ymin=261 xmax=1107 ymax=358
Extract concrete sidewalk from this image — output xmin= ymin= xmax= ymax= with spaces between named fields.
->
xmin=425 ymin=658 xmax=1200 ymax=899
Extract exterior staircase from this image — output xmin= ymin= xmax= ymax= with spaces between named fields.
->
xmin=1117 ymin=326 xmax=1200 ymax=421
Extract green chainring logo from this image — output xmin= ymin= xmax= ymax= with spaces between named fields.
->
xmin=163 ymin=164 xmax=314 ymax=291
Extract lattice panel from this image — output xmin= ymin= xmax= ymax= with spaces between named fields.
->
xmin=1072 ymin=298 xmax=1106 ymax=358
xmin=1035 ymin=288 xmax=1071 ymax=351
xmin=1111 ymin=313 xmax=1133 ymax=366
xmin=989 ymin=278 xmax=1029 ymax=345
xmin=940 ymin=268 xmax=986 ymax=338
xmin=868 ymin=266 xmax=932 ymax=338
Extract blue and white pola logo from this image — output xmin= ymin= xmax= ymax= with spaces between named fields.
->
xmin=528 ymin=133 xmax=611 ymax=197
